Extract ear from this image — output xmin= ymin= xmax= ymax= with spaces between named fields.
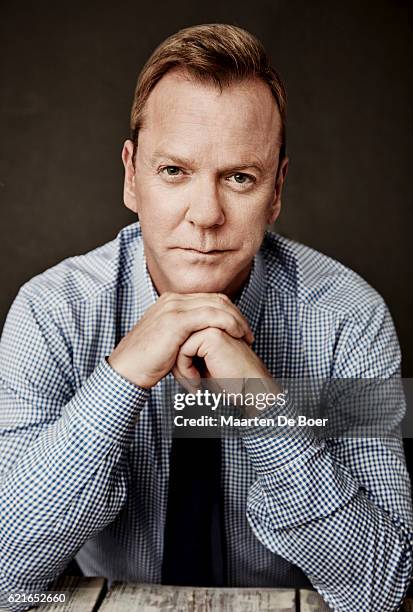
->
xmin=122 ymin=139 xmax=139 ymax=213
xmin=267 ymin=156 xmax=289 ymax=225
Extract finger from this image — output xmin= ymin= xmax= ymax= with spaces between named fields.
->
xmin=173 ymin=349 xmax=201 ymax=381
xmin=177 ymin=307 xmax=247 ymax=343
xmin=172 ymin=364 xmax=200 ymax=393
xmin=161 ymin=293 xmax=254 ymax=344
xmin=175 ymin=330 xmax=210 ymax=381
xmin=177 ymin=303 xmax=253 ymax=343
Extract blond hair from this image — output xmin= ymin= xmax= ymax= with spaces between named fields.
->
xmin=130 ymin=24 xmax=287 ymax=163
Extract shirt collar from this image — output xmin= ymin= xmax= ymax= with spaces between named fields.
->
xmin=133 ymin=238 xmax=159 ymax=318
xmin=233 ymin=251 xmax=266 ymax=339
xmin=133 ymin=236 xmax=266 ymax=338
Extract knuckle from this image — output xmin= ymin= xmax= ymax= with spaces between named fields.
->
xmin=234 ymin=319 xmax=244 ymax=332
xmin=231 ymin=325 xmax=243 ymax=338
xmin=216 ymin=293 xmax=230 ymax=304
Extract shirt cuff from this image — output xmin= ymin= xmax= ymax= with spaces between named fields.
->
xmin=239 ymin=392 xmax=315 ymax=474
xmin=247 ymin=443 xmax=359 ymax=529
xmin=69 ymin=356 xmax=150 ymax=444
xmin=239 ymin=394 xmax=359 ymax=529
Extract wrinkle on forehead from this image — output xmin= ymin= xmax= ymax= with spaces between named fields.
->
xmin=138 ymin=69 xmax=282 ymax=173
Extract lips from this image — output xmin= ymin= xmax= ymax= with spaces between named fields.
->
xmin=186 ymin=248 xmax=222 ymax=254
xmin=178 ymin=247 xmax=228 ymax=253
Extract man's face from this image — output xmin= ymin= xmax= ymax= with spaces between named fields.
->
xmin=122 ymin=69 xmax=288 ymax=297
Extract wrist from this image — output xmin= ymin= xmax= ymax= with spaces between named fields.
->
xmin=241 ymin=376 xmax=283 ymax=417
xmin=107 ymin=355 xmax=154 ymax=389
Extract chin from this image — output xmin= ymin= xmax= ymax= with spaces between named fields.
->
xmin=168 ymin=270 xmax=233 ymax=295
xmin=171 ymin=279 xmax=230 ymax=295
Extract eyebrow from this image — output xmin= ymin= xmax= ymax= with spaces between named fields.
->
xmin=150 ymin=150 xmax=265 ymax=175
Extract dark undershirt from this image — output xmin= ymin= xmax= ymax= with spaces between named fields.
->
xmin=161 ymin=434 xmax=226 ymax=587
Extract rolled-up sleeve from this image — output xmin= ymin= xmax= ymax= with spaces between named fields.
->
xmin=0 ymin=287 xmax=148 ymax=611
xmin=240 ymin=297 xmax=413 ymax=611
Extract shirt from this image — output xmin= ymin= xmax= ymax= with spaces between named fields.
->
xmin=0 ymin=222 xmax=412 ymax=611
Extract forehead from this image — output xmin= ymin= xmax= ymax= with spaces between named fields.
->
xmin=138 ymin=69 xmax=282 ymax=164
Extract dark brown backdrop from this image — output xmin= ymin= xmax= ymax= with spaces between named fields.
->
xmin=1 ymin=0 xmax=412 ymax=373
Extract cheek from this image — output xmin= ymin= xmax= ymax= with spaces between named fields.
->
xmin=227 ymin=197 xmax=270 ymax=243
xmin=136 ymin=183 xmax=183 ymax=233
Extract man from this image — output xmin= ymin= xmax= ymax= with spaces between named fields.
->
xmin=0 ymin=24 xmax=412 ymax=612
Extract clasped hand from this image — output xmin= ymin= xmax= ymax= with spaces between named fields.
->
xmin=108 ymin=292 xmax=271 ymax=390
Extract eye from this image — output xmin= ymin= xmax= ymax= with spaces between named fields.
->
xmin=160 ymin=165 xmax=183 ymax=177
xmin=227 ymin=172 xmax=256 ymax=188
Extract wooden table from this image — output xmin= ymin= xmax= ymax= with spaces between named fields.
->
xmin=11 ymin=576 xmax=412 ymax=611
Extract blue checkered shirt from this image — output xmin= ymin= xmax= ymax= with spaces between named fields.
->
xmin=0 ymin=222 xmax=412 ymax=611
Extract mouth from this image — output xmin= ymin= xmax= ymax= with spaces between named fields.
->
xmin=187 ymin=248 xmax=223 ymax=254
xmin=177 ymin=247 xmax=229 ymax=255
xmin=177 ymin=247 xmax=228 ymax=255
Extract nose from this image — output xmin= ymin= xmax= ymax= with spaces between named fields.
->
xmin=184 ymin=175 xmax=225 ymax=228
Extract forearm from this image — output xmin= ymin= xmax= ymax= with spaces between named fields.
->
xmin=0 ymin=358 xmax=148 ymax=610
xmin=248 ymin=482 xmax=412 ymax=611
xmin=242 ymin=435 xmax=413 ymax=611
xmin=0 ymin=447 xmax=126 ymax=611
